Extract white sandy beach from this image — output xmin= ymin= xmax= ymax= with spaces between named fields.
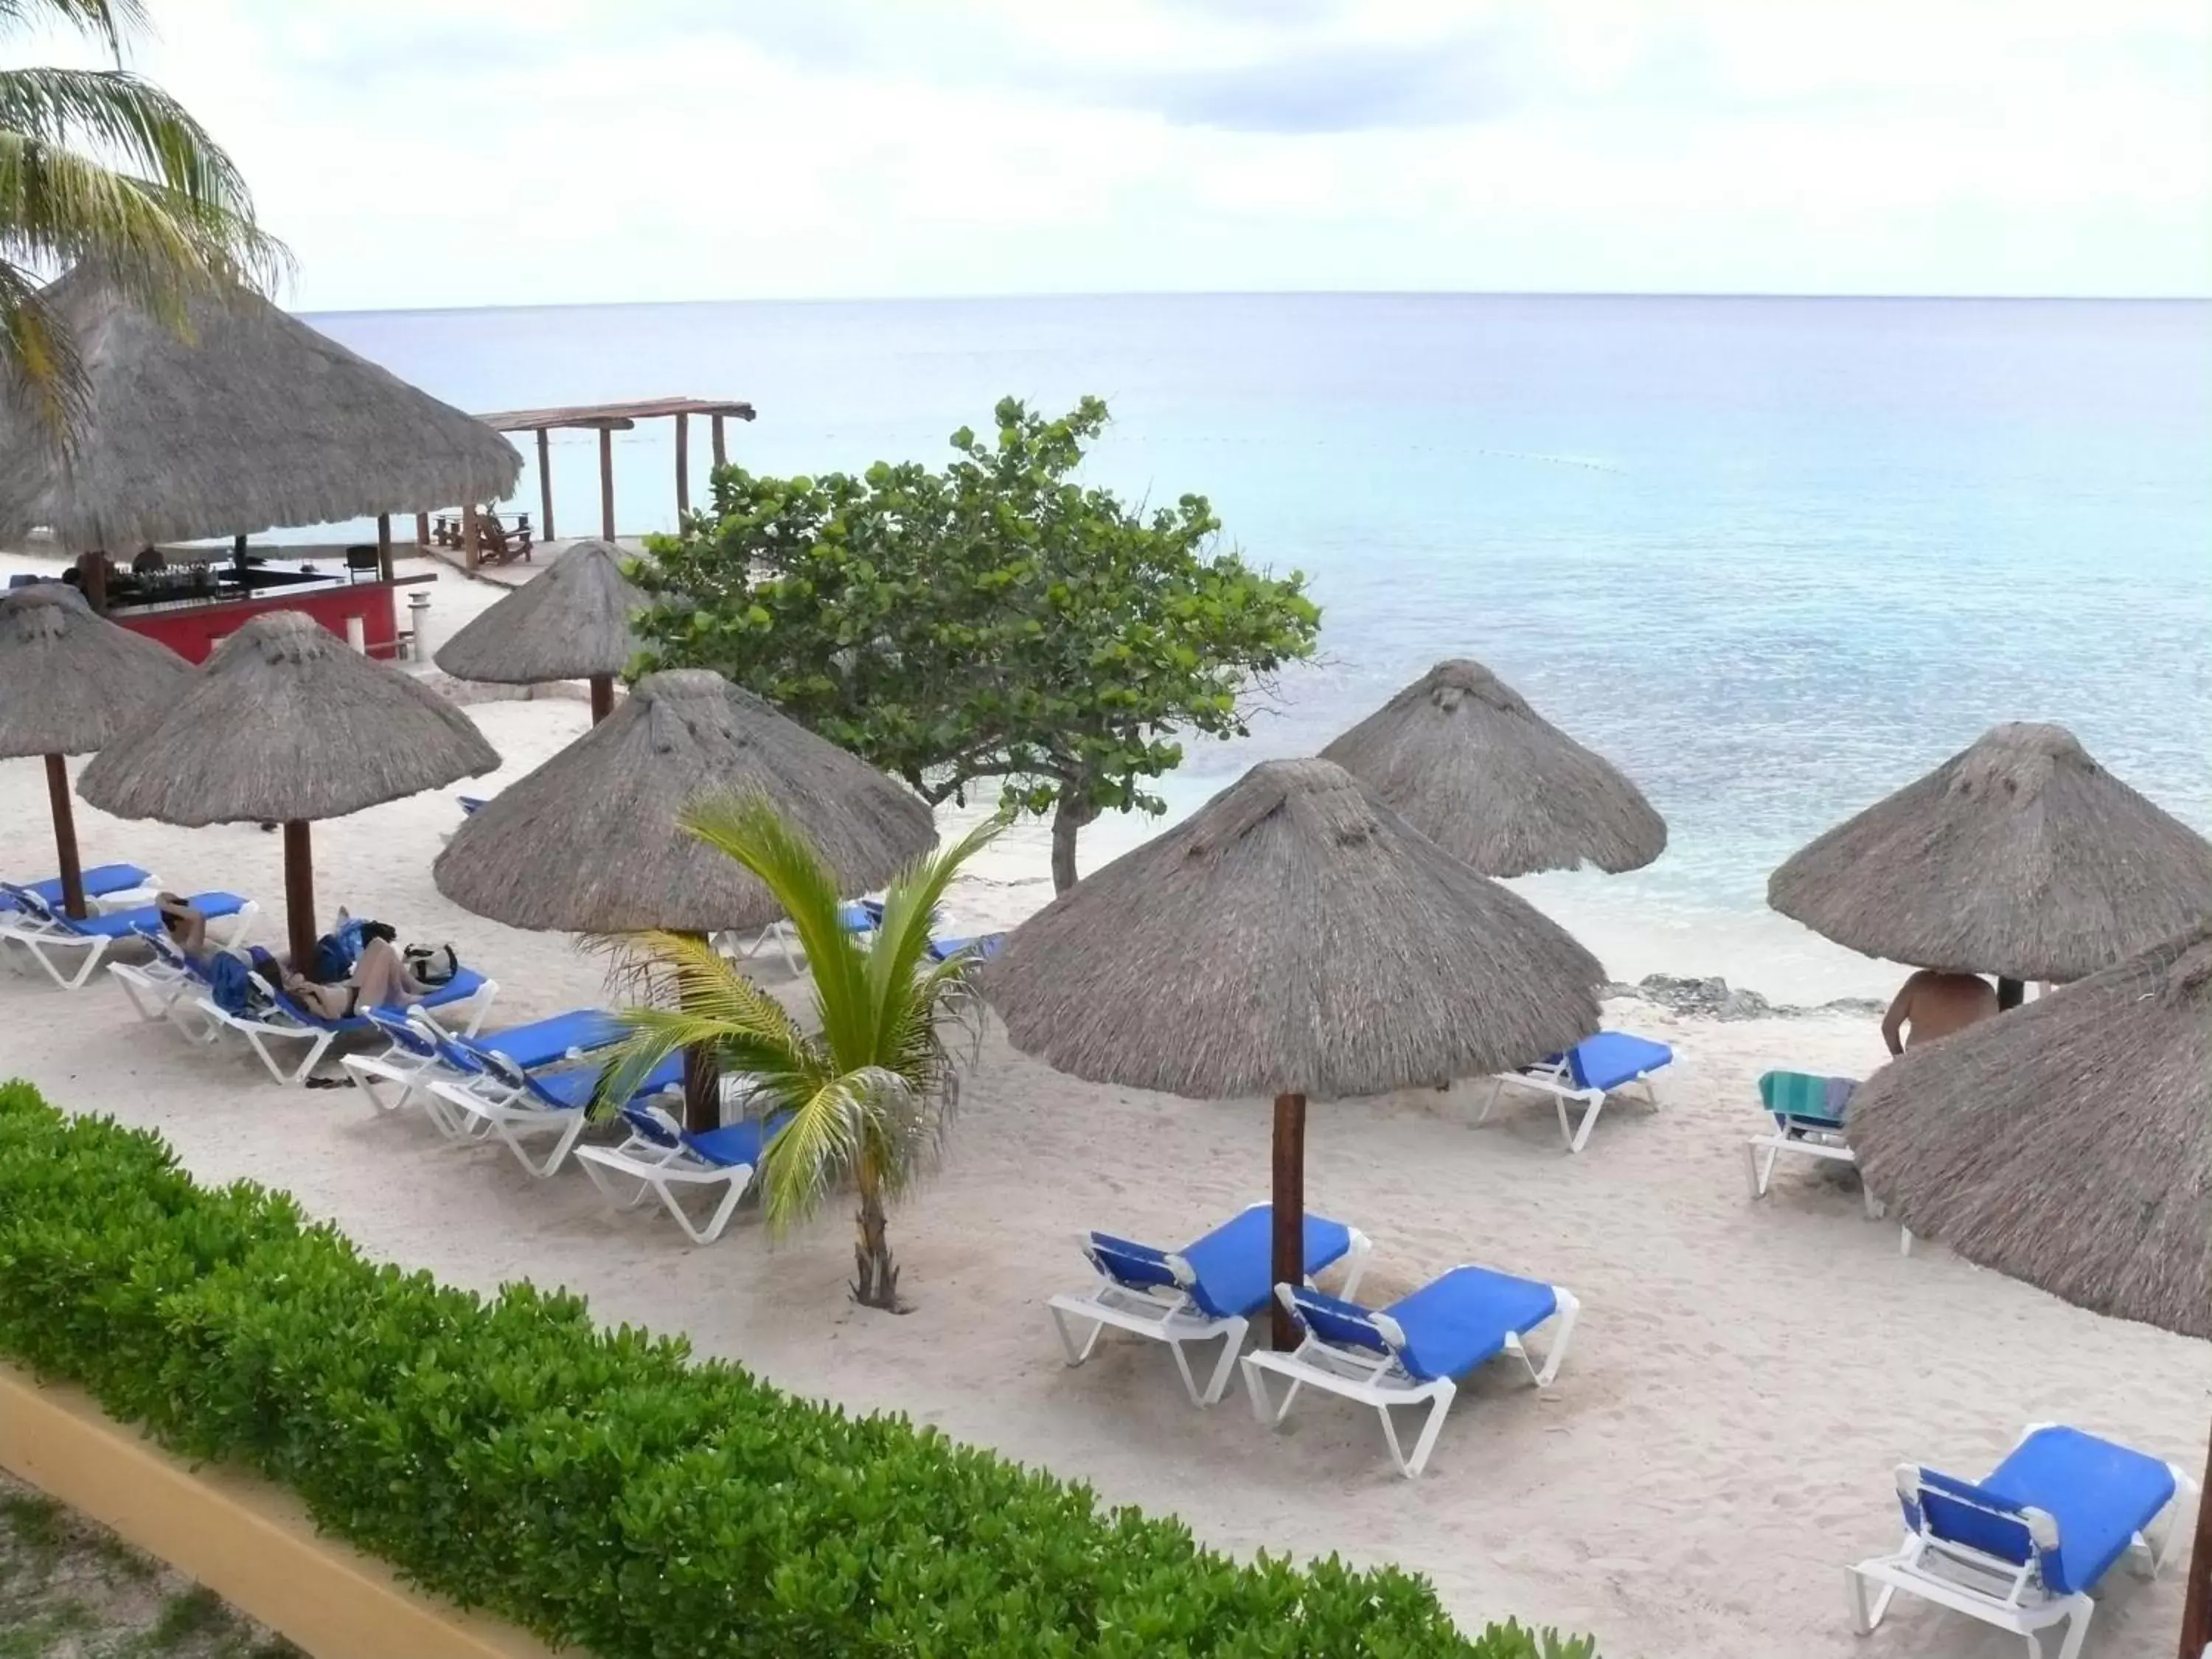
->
xmin=0 ymin=664 xmax=2202 ymax=1658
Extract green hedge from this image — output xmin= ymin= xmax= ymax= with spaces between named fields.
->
xmin=0 ymin=1082 xmax=1594 ymax=1658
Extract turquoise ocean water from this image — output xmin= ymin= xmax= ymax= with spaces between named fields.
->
xmin=312 ymin=295 xmax=2211 ymax=1001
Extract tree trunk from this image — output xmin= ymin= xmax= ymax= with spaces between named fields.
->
xmin=851 ymin=1172 xmax=902 ymax=1312
xmin=1270 ymin=1092 xmax=1307 ymax=1350
xmin=1049 ymin=791 xmax=1098 ymax=894
xmin=44 ymin=754 xmax=86 ymax=919
xmin=2179 ymin=1408 xmax=2211 ymax=1658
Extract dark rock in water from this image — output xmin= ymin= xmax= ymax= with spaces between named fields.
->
xmin=1601 ymin=973 xmax=1886 ymax=1023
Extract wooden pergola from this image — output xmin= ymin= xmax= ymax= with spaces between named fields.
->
xmin=471 ymin=397 xmax=757 ymax=548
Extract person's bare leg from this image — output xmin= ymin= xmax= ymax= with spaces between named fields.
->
xmin=350 ymin=939 xmax=425 ymax=1009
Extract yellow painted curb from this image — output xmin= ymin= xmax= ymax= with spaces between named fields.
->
xmin=0 ymin=1360 xmax=562 ymax=1659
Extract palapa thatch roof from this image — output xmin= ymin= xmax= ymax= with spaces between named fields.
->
xmin=0 ymin=265 xmax=521 ymax=551
xmin=1768 ymin=723 xmax=2212 ymax=981
xmin=983 ymin=758 xmax=1605 ymax=1101
xmin=1848 ymin=918 xmax=2211 ymax=1339
xmin=434 ymin=668 xmax=936 ymax=933
xmin=433 ymin=540 xmax=644 ymax=685
xmin=76 ymin=610 xmax=498 ymax=824
xmin=1319 ymin=658 xmax=1666 ymax=876
xmin=0 ymin=585 xmax=189 ymax=758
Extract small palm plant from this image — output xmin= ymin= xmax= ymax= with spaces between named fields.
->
xmin=591 ymin=796 xmax=1000 ymax=1311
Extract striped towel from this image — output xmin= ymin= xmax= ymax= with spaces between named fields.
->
xmin=1758 ymin=1070 xmax=1856 ymax=1127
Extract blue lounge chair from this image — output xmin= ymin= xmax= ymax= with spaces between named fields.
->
xmin=1745 ymin=1070 xmax=1886 ymax=1220
xmin=106 ymin=927 xmax=225 ymax=1037
xmin=1241 ymin=1264 xmax=1580 ymax=1478
xmin=1475 ymin=1029 xmax=1674 ymax=1152
xmin=341 ymin=1006 xmax=625 ymax=1122
xmin=1847 ymin=1424 xmax=2194 ymax=1659
xmin=571 ymin=1102 xmax=795 ymax=1245
xmin=1 ymin=890 xmax=254 ymax=990
xmin=1048 ymin=1203 xmax=1374 ymax=1406
xmin=1 ymin=863 xmax=158 ymax=916
xmin=427 ymin=1047 xmax=686 ymax=1177
xmin=728 ymin=900 xmax=880 ymax=974
xmin=926 ymin=932 xmax=1004 ymax=963
xmin=196 ymin=959 xmax=495 ymax=1086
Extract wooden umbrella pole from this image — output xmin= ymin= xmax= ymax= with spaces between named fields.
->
xmin=1996 ymin=976 xmax=2025 ymax=1012
xmin=2179 ymin=1413 xmax=2211 ymax=1658
xmin=678 ymin=930 xmax=721 ymax=1134
xmin=43 ymin=754 xmax=86 ymax=919
xmin=282 ymin=819 xmax=317 ymax=970
xmin=1270 ymin=1092 xmax=1307 ymax=1350
xmin=589 ymin=673 xmax=614 ymax=724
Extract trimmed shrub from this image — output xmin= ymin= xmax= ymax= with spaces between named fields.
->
xmin=0 ymin=1082 xmax=1595 ymax=1658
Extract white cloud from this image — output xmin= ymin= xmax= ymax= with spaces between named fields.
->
xmin=15 ymin=0 xmax=2206 ymax=306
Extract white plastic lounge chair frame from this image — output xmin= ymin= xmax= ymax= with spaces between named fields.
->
xmin=1048 ymin=1217 xmax=1374 ymax=1408
xmin=1845 ymin=1422 xmax=2194 ymax=1659
xmin=1746 ymin=1121 xmax=1885 ymax=1219
xmin=4 ymin=900 xmax=256 ymax=992
xmin=1473 ymin=1055 xmax=1661 ymax=1154
xmin=339 ymin=1014 xmax=493 ymax=1138
xmin=107 ymin=936 xmax=225 ymax=1043
xmin=1240 ymin=1277 xmax=1580 ymax=1478
xmin=200 ymin=970 xmax=497 ymax=1087
xmin=570 ymin=1101 xmax=771 ymax=1247
xmin=425 ymin=1058 xmax=674 ymax=1178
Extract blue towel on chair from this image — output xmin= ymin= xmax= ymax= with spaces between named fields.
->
xmin=1562 ymin=1032 xmax=1673 ymax=1092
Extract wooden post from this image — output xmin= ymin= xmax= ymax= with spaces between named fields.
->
xmin=375 ymin=515 xmax=394 ymax=583
xmin=1270 ymin=1092 xmax=1307 ymax=1350
xmin=414 ymin=512 xmax=431 ymax=552
xmin=536 ymin=428 xmax=555 ymax=542
xmin=282 ymin=820 xmax=316 ymax=972
xmin=675 ymin=412 xmax=690 ymax=518
xmin=2180 ymin=1422 xmax=2211 ymax=1658
xmin=77 ymin=551 xmax=108 ymax=614
xmin=460 ymin=504 xmax=480 ymax=573
xmin=1997 ymin=976 xmax=2025 ymax=1012
xmin=598 ymin=428 xmax=616 ymax=540
xmin=588 ymin=673 xmax=614 ymax=725
xmin=43 ymin=754 xmax=86 ymax=919
xmin=682 ymin=1046 xmax=721 ymax=1135
xmin=711 ymin=413 xmax=726 ymax=468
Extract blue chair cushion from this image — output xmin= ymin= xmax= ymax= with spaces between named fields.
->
xmin=479 ymin=1009 xmax=622 ymax=1071
xmin=528 ymin=1053 xmax=682 ymax=1112
xmin=1380 ymin=1266 xmax=1559 ymax=1382
xmin=928 ymin=932 xmax=1006 ymax=963
xmin=1088 ymin=1232 xmax=1180 ymax=1293
xmin=1562 ymin=1032 xmax=1674 ymax=1093
xmin=1913 ymin=1426 xmax=2177 ymax=1599
xmin=1175 ymin=1206 xmax=1354 ymax=1321
xmin=69 ymin=891 xmax=247 ymax=939
xmin=8 ymin=863 xmax=153 ymax=909
xmin=682 ymin=1111 xmax=793 ymax=1170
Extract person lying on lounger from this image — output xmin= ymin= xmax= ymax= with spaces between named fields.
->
xmin=1879 ymin=969 xmax=1997 ymax=1055
xmin=155 ymin=891 xmax=212 ymax=959
xmin=279 ymin=925 xmax=431 ymax=1020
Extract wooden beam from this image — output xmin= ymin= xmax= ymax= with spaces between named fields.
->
xmin=675 ymin=411 xmax=689 ymax=517
xmin=535 ymin=428 xmax=555 ymax=542
xmin=461 ymin=503 xmax=480 ymax=572
xmin=1270 ymin=1092 xmax=1307 ymax=1349
xmin=282 ymin=820 xmax=316 ymax=974
xmin=375 ymin=515 xmax=394 ymax=583
xmin=710 ymin=413 xmax=726 ymax=468
xmin=598 ymin=428 xmax=616 ymax=541
xmin=44 ymin=754 xmax=85 ymax=919
xmin=414 ymin=512 xmax=431 ymax=552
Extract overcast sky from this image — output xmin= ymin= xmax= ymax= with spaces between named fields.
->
xmin=31 ymin=0 xmax=2211 ymax=310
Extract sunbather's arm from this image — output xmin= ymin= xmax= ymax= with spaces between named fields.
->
xmin=1879 ymin=976 xmax=1917 ymax=1057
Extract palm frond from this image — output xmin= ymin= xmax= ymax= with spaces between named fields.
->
xmin=863 ymin=814 xmax=1004 ymax=1049
xmin=583 ymin=929 xmax=820 ymax=1119
xmin=0 ymin=1 xmax=148 ymax=59
xmin=0 ymin=257 xmax=80 ymax=437
xmin=757 ymin=1065 xmax=922 ymax=1237
xmin=0 ymin=68 xmax=256 ymax=212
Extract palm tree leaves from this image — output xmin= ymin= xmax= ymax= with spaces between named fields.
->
xmin=2 ymin=1 xmax=289 ymax=437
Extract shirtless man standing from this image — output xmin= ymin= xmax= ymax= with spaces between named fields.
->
xmin=1880 ymin=970 xmax=1999 ymax=1056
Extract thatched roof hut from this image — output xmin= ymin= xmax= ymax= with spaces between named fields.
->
xmin=1769 ymin=723 xmax=2212 ymax=984
xmin=1848 ymin=919 xmax=2209 ymax=1339
xmin=0 ymin=585 xmax=189 ymax=759
xmin=434 ymin=668 xmax=936 ymax=936
xmin=432 ymin=539 xmax=643 ymax=721
xmin=77 ymin=610 xmax=498 ymax=963
xmin=1319 ymin=658 xmax=1666 ymax=876
xmin=0 ymin=265 xmax=521 ymax=550
xmin=0 ymin=585 xmax=191 ymax=917
xmin=985 ymin=757 xmax=1604 ymax=1102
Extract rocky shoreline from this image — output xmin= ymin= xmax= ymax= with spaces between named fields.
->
xmin=1604 ymin=973 xmax=1886 ymax=1023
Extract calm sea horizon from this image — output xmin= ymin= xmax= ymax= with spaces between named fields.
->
xmin=306 ymin=293 xmax=2212 ymax=1003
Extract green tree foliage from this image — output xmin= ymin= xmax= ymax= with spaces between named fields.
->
xmin=0 ymin=1079 xmax=1597 ymax=1658
xmin=591 ymin=799 xmax=999 ymax=1310
xmin=1 ymin=0 xmax=288 ymax=436
xmin=632 ymin=397 xmax=1321 ymax=891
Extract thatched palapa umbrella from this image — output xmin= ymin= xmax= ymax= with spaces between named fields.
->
xmin=434 ymin=669 xmax=936 ymax=1127
xmin=0 ymin=588 xmax=189 ymax=916
xmin=1846 ymin=919 xmax=2212 ymax=1655
xmin=434 ymin=540 xmax=644 ymax=723
xmin=1770 ymin=723 xmax=2212 ymax=1009
xmin=984 ymin=758 xmax=1604 ymax=1346
xmin=0 ymin=265 xmax=519 ymax=555
xmin=77 ymin=611 xmax=499 ymax=967
xmin=1321 ymin=658 xmax=1666 ymax=876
